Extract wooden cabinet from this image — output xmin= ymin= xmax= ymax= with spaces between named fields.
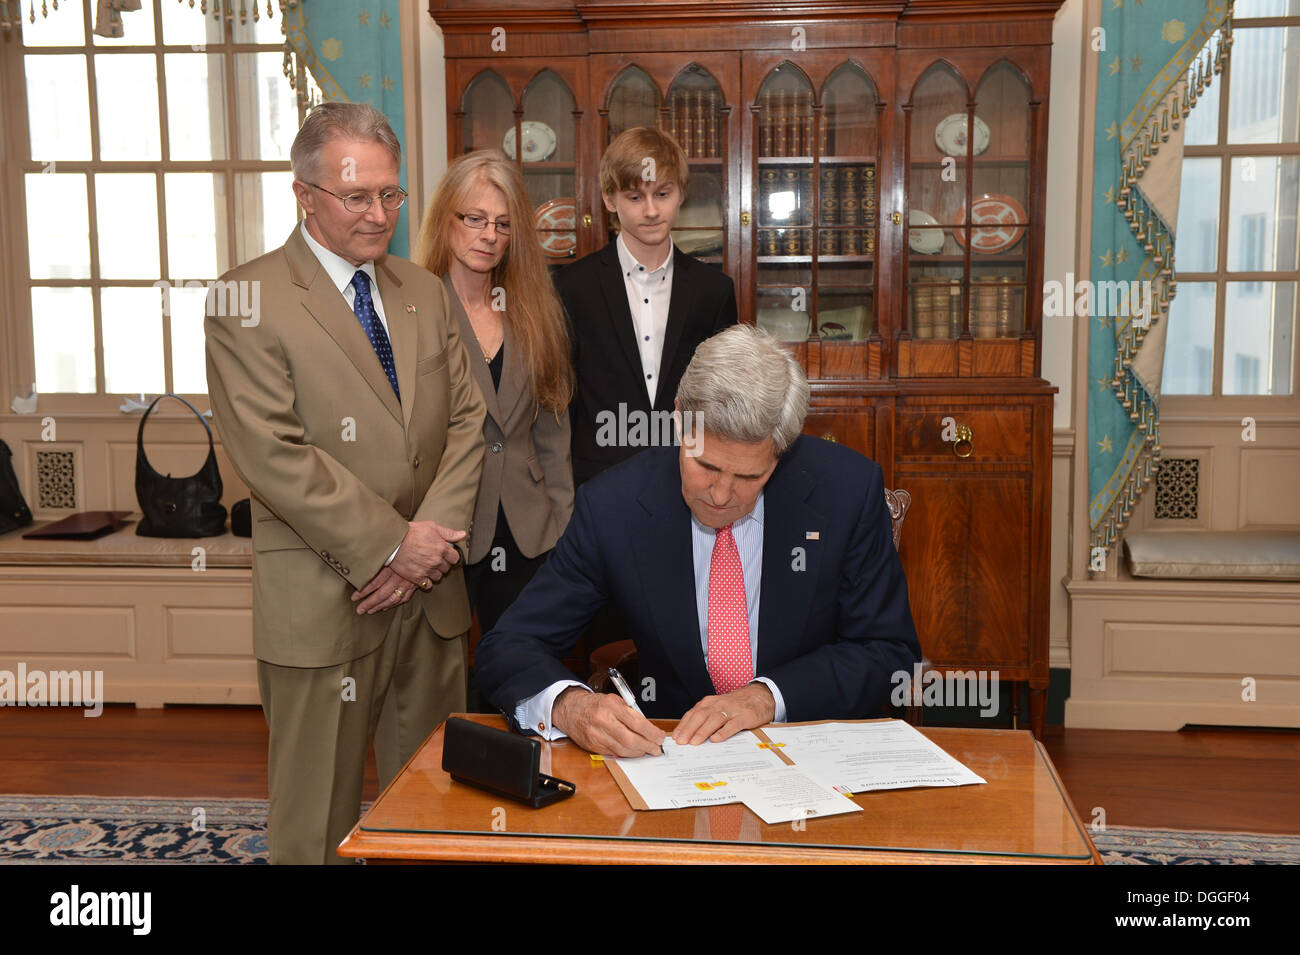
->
xmin=431 ymin=0 xmax=1060 ymax=737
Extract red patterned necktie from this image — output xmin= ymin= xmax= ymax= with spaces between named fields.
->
xmin=707 ymin=524 xmax=753 ymax=694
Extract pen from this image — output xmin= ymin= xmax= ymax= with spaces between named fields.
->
xmin=608 ymin=667 xmax=664 ymax=755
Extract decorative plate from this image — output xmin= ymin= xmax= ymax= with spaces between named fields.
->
xmin=954 ymin=193 xmax=1027 ymax=253
xmin=503 ymin=121 xmax=558 ymax=162
xmin=534 ymin=197 xmax=577 ymax=258
xmin=934 ymin=113 xmax=990 ymax=157
xmin=908 ymin=209 xmax=945 ymax=254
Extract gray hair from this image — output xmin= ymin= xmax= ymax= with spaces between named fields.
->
xmin=290 ymin=101 xmax=402 ymax=182
xmin=676 ymin=325 xmax=809 ymax=455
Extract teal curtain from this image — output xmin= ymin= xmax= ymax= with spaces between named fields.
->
xmin=285 ymin=0 xmax=410 ymax=257
xmin=1087 ymin=0 xmax=1233 ymax=566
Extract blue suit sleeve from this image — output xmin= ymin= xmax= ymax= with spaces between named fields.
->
xmin=474 ymin=486 xmax=609 ymax=718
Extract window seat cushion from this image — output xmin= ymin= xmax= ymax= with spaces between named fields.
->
xmin=1124 ymin=530 xmax=1300 ymax=581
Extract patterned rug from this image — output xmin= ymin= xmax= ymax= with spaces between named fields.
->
xmin=1 ymin=795 xmax=1296 ymax=863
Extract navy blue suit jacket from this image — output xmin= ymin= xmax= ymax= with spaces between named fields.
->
xmin=474 ymin=435 xmax=921 ymax=723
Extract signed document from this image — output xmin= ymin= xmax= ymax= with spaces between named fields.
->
xmin=762 ymin=720 xmax=987 ymax=792
xmin=607 ymin=719 xmax=985 ymax=814
xmin=609 ymin=733 xmax=787 ymax=810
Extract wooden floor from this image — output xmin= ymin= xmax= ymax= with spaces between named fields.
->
xmin=1 ymin=704 xmax=1298 ymax=834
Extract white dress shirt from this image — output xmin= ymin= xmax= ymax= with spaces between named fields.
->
xmin=515 ymin=495 xmax=787 ymax=738
xmin=300 ymin=221 xmax=391 ymax=336
xmin=615 ymin=232 xmax=674 ymax=404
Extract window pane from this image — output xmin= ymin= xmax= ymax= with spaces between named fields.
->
xmin=20 ymin=6 xmax=86 ymax=46
xmin=1183 ymin=75 xmax=1219 ymax=147
xmin=31 ymin=287 xmax=96 ymax=393
xmin=1227 ymin=26 xmax=1300 ymax=144
xmin=26 ymin=172 xmax=91 ymax=280
xmin=164 ymin=53 xmax=229 ymax=160
xmin=232 ymin=10 xmax=287 ymax=44
xmin=96 ymin=54 xmax=161 ymax=160
xmin=96 ymin=173 xmax=160 ymax=279
xmin=1224 ymin=281 xmax=1296 ymax=395
xmin=166 ymin=173 xmax=228 ymax=279
xmin=168 ymin=286 xmax=211 ymax=394
xmin=1161 ymin=282 xmax=1216 ymax=395
xmin=92 ymin=0 xmax=156 ymax=46
xmin=233 ymin=172 xmax=297 ymax=263
xmin=234 ymin=52 xmax=297 ymax=160
xmin=160 ymin=0 xmax=220 ymax=47
xmin=101 ymin=288 xmax=166 ymax=394
xmin=1234 ymin=1 xmax=1300 ymax=20
xmin=1175 ymin=158 xmax=1220 ymax=271
xmin=1227 ymin=156 xmax=1300 ymax=271
xmin=25 ymin=55 xmax=91 ymax=160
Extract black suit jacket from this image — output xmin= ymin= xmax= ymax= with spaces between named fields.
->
xmin=555 ymin=242 xmax=737 ymax=486
xmin=474 ymin=436 xmax=922 ymax=723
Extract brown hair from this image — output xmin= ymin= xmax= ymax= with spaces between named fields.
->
xmin=414 ymin=151 xmax=573 ymax=414
xmin=599 ymin=126 xmax=689 ymax=197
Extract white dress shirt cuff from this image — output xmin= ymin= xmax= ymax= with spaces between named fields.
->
xmin=384 ymin=544 xmax=400 ymax=567
xmin=515 ymin=680 xmax=589 ymax=739
xmin=753 ymin=677 xmax=787 ymax=723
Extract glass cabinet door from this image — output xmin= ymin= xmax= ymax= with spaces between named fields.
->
xmin=906 ymin=61 xmax=1033 ymax=347
xmin=522 ymin=70 xmax=579 ymax=263
xmin=970 ymin=62 xmax=1031 ymax=339
xmin=906 ymin=63 xmax=970 ymax=341
xmin=755 ymin=61 xmax=879 ymax=343
xmin=458 ymin=68 xmax=580 ymax=266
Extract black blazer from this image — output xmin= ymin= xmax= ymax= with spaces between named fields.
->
xmin=474 ymin=436 xmax=921 ymax=723
xmin=555 ymin=242 xmax=737 ymax=486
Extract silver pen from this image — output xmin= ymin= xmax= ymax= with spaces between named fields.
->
xmin=608 ymin=667 xmax=664 ymax=755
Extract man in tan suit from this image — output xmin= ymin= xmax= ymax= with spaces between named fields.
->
xmin=204 ymin=103 xmax=485 ymax=864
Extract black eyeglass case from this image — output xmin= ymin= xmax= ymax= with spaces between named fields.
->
xmin=441 ymin=716 xmax=576 ymax=809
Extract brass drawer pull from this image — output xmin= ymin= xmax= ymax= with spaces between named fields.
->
xmin=953 ymin=424 xmax=973 ymax=458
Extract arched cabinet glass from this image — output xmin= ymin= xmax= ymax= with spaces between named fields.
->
xmin=755 ymin=61 xmax=878 ymax=343
xmin=665 ymin=65 xmax=726 ymax=265
xmin=521 ymin=70 xmax=578 ymax=261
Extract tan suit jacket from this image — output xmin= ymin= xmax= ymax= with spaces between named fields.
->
xmin=443 ymin=278 xmax=574 ymax=565
xmin=205 ymin=228 xmax=486 ymax=668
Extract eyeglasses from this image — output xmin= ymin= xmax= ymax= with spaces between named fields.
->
xmin=306 ymin=182 xmax=408 ymax=213
xmin=455 ymin=212 xmax=511 ymax=236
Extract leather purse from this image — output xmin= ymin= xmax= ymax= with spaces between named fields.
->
xmin=134 ymin=394 xmax=228 ymax=538
xmin=0 ymin=438 xmax=34 ymax=535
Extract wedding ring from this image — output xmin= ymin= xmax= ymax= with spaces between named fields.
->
xmin=720 ymin=710 xmax=731 ymax=719
xmin=393 ymin=588 xmax=405 ymax=600
xmin=419 ymin=578 xmax=433 ymax=591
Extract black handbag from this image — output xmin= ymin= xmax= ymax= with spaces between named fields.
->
xmin=134 ymin=394 xmax=228 ymax=538
xmin=0 ymin=438 xmax=34 ymax=535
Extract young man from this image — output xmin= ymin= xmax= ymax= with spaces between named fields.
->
xmin=556 ymin=126 xmax=737 ymax=487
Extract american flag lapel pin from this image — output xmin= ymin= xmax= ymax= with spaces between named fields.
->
xmin=805 ymin=531 xmax=820 ymax=540
xmin=406 ymin=304 xmax=416 ymax=313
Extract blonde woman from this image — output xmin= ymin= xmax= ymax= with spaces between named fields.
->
xmin=415 ymin=150 xmax=575 ymax=638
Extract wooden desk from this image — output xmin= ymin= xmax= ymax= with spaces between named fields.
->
xmin=338 ymin=714 xmax=1101 ymax=864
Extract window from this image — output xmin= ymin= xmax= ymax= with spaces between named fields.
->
xmin=10 ymin=0 xmax=318 ymax=400
xmin=1164 ymin=0 xmax=1300 ymax=399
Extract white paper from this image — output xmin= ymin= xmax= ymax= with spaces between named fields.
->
xmin=761 ymin=720 xmax=987 ymax=792
xmin=724 ymin=765 xmax=864 ymax=824
xmin=610 ymin=732 xmax=788 ymax=809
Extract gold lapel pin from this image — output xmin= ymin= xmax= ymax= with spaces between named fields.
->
xmin=406 ymin=304 xmax=416 ymax=313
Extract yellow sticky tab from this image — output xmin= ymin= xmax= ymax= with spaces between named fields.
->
xmin=694 ymin=781 xmax=712 ymax=791
xmin=589 ymin=754 xmax=604 ymax=765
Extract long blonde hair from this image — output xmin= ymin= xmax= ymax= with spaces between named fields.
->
xmin=415 ymin=150 xmax=574 ymax=414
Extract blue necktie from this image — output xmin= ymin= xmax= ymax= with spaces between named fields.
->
xmin=351 ymin=270 xmax=400 ymax=403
